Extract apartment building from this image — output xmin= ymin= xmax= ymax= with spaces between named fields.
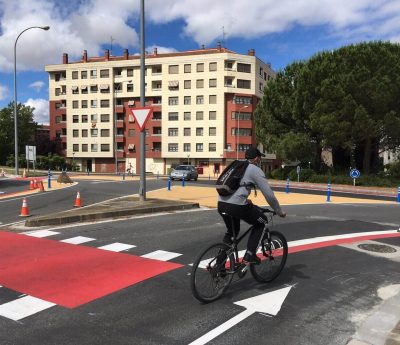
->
xmin=45 ymin=44 xmax=278 ymax=175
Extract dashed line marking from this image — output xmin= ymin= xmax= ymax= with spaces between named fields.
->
xmin=22 ymin=230 xmax=60 ymax=238
xmin=98 ymin=243 xmax=136 ymax=252
xmin=61 ymin=236 xmax=96 ymax=245
xmin=0 ymin=296 xmax=55 ymax=321
xmin=141 ymin=250 xmax=182 ymax=261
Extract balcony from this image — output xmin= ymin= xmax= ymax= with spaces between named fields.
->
xmin=116 ymin=120 xmax=124 ymax=128
xmin=115 ymin=105 xmax=124 ymax=113
xmin=116 ymin=151 xmax=125 ymax=158
xmin=116 ymin=135 xmax=125 ymax=142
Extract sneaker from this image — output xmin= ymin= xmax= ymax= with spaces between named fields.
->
xmin=243 ymin=252 xmax=261 ymax=265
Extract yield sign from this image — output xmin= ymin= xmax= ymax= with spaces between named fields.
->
xmin=130 ymin=107 xmax=153 ymax=131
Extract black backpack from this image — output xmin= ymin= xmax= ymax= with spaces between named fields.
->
xmin=216 ymin=160 xmax=249 ymax=196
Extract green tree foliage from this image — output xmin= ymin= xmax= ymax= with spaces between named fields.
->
xmin=0 ymin=102 xmax=38 ymax=165
xmin=255 ymin=41 xmax=400 ymax=173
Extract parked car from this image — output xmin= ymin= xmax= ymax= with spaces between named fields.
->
xmin=170 ymin=165 xmax=198 ymax=181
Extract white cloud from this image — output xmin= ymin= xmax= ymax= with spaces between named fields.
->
xmin=29 ymin=81 xmax=45 ymax=92
xmin=24 ymin=98 xmax=49 ymax=125
xmin=0 ymin=84 xmax=8 ymax=100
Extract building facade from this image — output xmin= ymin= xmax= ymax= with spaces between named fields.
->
xmin=45 ymin=45 xmax=278 ymax=176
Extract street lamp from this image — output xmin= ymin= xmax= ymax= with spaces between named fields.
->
xmin=236 ymin=105 xmax=249 ymax=160
xmin=72 ymin=152 xmax=75 ymax=171
xmin=14 ymin=26 xmax=50 ymax=175
xmin=114 ymin=80 xmax=132 ymax=174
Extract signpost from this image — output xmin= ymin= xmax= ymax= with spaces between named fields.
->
xmin=25 ymin=145 xmax=36 ymax=175
xmin=296 ymin=165 xmax=301 ymax=182
xmin=350 ymin=168 xmax=360 ymax=186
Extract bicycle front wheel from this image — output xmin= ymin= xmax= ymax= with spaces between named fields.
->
xmin=190 ymin=243 xmax=234 ymax=303
xmin=250 ymin=231 xmax=288 ymax=283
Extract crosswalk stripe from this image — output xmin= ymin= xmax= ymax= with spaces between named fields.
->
xmin=141 ymin=250 xmax=182 ymax=261
xmin=22 ymin=230 xmax=60 ymax=238
xmin=0 ymin=296 xmax=55 ymax=321
xmin=60 ymin=236 xmax=96 ymax=245
xmin=97 ymin=243 xmax=136 ymax=252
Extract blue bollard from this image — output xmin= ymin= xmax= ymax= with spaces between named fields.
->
xmin=397 ymin=186 xmax=400 ymax=203
xmin=47 ymin=169 xmax=52 ymax=189
xmin=168 ymin=176 xmax=171 ymax=191
xmin=327 ymin=182 xmax=331 ymax=202
xmin=182 ymin=175 xmax=185 ymax=187
xmin=285 ymin=178 xmax=289 ymax=194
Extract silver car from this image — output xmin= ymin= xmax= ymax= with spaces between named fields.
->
xmin=170 ymin=165 xmax=198 ymax=181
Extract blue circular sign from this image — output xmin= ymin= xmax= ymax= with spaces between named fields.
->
xmin=350 ymin=169 xmax=360 ymax=179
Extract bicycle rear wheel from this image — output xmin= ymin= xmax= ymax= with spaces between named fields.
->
xmin=250 ymin=231 xmax=288 ymax=283
xmin=190 ymin=243 xmax=234 ymax=303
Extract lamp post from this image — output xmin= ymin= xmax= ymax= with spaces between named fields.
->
xmin=14 ymin=26 xmax=50 ymax=175
xmin=236 ymin=105 xmax=249 ymax=160
xmin=72 ymin=152 xmax=75 ymax=171
xmin=114 ymin=80 xmax=132 ymax=174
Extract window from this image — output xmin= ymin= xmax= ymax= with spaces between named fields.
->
xmin=232 ymin=111 xmax=252 ymax=120
xmin=209 ymin=111 xmax=216 ymax=120
xmin=81 ymin=85 xmax=88 ymax=94
xmin=233 ymin=96 xmax=252 ymax=105
xmin=209 ymin=62 xmax=217 ymax=71
xmin=168 ymin=65 xmax=179 ymax=74
xmin=196 ymin=111 xmax=204 ymax=120
xmin=90 ymin=114 xmax=97 ymax=122
xmin=73 ymin=115 xmax=79 ymax=123
xmin=184 ymin=96 xmax=191 ymax=105
xmin=72 ymin=71 xmax=78 ymax=79
xmin=168 ymin=128 xmax=178 ymax=136
xmin=55 ymin=88 xmax=61 ymax=96
xmin=100 ymin=69 xmax=109 ymax=78
xmin=91 ymin=128 xmax=98 ymax=137
xmin=168 ymin=80 xmax=179 ymax=90
xmin=55 ymin=116 xmax=61 ymax=123
xmin=90 ymin=85 xmax=98 ymax=93
xmin=117 ymin=128 xmax=124 ymax=136
xmin=184 ymin=128 xmax=191 ymax=136
xmin=100 ymin=84 xmax=110 ymax=93
xmin=153 ymin=127 xmax=161 ymax=135
xmin=209 ymin=95 xmax=217 ymax=104
xmin=196 ymin=95 xmax=204 ymax=104
xmin=81 ymin=70 xmax=88 ymax=79
xmin=128 ymin=129 xmax=135 ymax=137
xmin=100 ymin=99 xmax=110 ymax=108
xmin=82 ymin=144 xmax=88 ymax=152
xmin=196 ymin=63 xmax=204 ymax=72
xmin=72 ymin=100 xmax=79 ymax=109
xmin=184 ymin=64 xmax=191 ymax=73
xmin=231 ymin=128 xmax=252 ymax=136
xmin=209 ymin=79 xmax=217 ymax=87
xmin=209 ymin=127 xmax=216 ymax=136
xmin=82 ymin=115 xmax=88 ymax=123
xmin=91 ymin=100 xmax=97 ymax=108
xmin=62 ymin=128 xmax=67 ymax=136
xmin=209 ymin=143 xmax=216 ymax=152
xmin=101 ymin=129 xmax=110 ymax=137
xmin=101 ymin=144 xmax=110 ymax=152
xmin=184 ymin=112 xmax=191 ymax=121
xmin=115 ymin=68 xmax=122 ymax=77
xmin=81 ymin=100 xmax=88 ymax=108
xmin=73 ymin=144 xmax=79 ymax=152
xmin=184 ymin=80 xmax=191 ymax=89
xmin=82 ymin=129 xmax=88 ymax=137
xmin=90 ymin=69 xmax=97 ymax=78
xmin=101 ymin=114 xmax=110 ymax=122
xmin=127 ymin=68 xmax=134 ymax=77
xmin=168 ymin=97 xmax=178 ymax=105
xmin=168 ymin=143 xmax=178 ymax=152
xmin=73 ymin=129 xmax=79 ymax=137
xmin=237 ymin=63 xmax=251 ymax=73
xmin=259 ymin=82 xmax=263 ymax=91
xmin=237 ymin=79 xmax=251 ymax=89
xmin=168 ymin=112 xmax=179 ymax=121
xmin=196 ymin=143 xmax=203 ymax=152
xmin=127 ymin=84 xmax=134 ymax=92
xmin=196 ymin=127 xmax=203 ymax=136
xmin=72 ymin=86 xmax=79 ymax=94
xmin=62 ymin=114 xmax=66 ymax=122
xmin=196 ymin=79 xmax=204 ymax=88
xmin=184 ymin=143 xmax=191 ymax=152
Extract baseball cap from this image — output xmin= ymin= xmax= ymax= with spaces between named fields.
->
xmin=245 ymin=147 xmax=266 ymax=159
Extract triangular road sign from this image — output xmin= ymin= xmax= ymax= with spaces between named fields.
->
xmin=130 ymin=107 xmax=153 ymax=131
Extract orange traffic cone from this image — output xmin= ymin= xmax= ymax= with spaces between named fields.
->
xmin=29 ymin=180 xmax=34 ymax=190
xmin=33 ymin=179 xmax=37 ymax=189
xmin=38 ymin=180 xmax=45 ymax=192
xmin=74 ymin=192 xmax=82 ymax=207
xmin=19 ymin=198 xmax=30 ymax=217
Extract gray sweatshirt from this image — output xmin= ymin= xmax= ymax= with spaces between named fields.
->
xmin=218 ymin=162 xmax=284 ymax=216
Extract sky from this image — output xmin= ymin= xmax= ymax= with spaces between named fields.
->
xmin=0 ymin=0 xmax=400 ymax=125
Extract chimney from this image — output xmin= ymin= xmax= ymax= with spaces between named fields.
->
xmin=123 ymin=49 xmax=129 ymax=59
xmin=217 ymin=42 xmax=222 ymax=51
xmin=247 ymin=49 xmax=255 ymax=56
xmin=105 ymin=49 xmax=110 ymax=61
xmin=83 ymin=50 xmax=87 ymax=62
xmin=63 ymin=53 xmax=68 ymax=64
xmin=153 ymin=47 xmax=158 ymax=55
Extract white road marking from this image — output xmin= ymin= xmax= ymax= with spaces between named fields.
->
xmin=22 ymin=230 xmax=60 ymax=238
xmin=98 ymin=243 xmax=136 ymax=252
xmin=141 ymin=250 xmax=182 ymax=261
xmin=60 ymin=236 xmax=96 ymax=244
xmin=0 ymin=296 xmax=55 ymax=321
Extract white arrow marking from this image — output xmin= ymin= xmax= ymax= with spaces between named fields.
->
xmin=189 ymin=286 xmax=292 ymax=345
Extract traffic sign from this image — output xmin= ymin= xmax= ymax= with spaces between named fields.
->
xmin=350 ymin=169 xmax=360 ymax=179
xmin=297 ymin=165 xmax=301 ymax=174
xmin=130 ymin=107 xmax=153 ymax=132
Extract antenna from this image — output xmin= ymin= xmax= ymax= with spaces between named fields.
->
xmin=221 ymin=26 xmax=226 ymax=47
xmin=110 ymin=36 xmax=115 ymax=55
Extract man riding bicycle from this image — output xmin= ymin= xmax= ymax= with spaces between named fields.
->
xmin=218 ymin=147 xmax=286 ymax=264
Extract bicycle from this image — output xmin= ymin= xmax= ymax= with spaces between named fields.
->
xmin=190 ymin=207 xmax=288 ymax=303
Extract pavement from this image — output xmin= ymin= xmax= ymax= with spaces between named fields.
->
xmin=3 ymin=174 xmax=400 ymax=344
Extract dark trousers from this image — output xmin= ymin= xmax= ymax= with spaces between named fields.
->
xmin=217 ymin=202 xmax=268 ymax=254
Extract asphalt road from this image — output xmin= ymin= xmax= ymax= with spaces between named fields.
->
xmin=0 ymin=203 xmax=399 ymax=344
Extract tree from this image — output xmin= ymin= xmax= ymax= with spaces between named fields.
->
xmin=0 ymin=102 xmax=37 ymax=165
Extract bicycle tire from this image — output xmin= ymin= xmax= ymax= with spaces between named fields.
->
xmin=190 ymin=243 xmax=234 ymax=303
xmin=250 ymin=231 xmax=288 ymax=283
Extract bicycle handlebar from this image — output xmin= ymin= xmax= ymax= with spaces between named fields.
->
xmin=256 ymin=206 xmax=276 ymax=216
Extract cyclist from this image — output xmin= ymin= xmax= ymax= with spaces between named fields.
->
xmin=218 ymin=147 xmax=286 ymax=264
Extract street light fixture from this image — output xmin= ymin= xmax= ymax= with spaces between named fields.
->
xmin=236 ymin=105 xmax=249 ymax=160
xmin=13 ymin=26 xmax=50 ymax=175
xmin=114 ymin=80 xmax=132 ymax=174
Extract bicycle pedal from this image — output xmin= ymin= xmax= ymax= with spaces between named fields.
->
xmin=237 ymin=263 xmax=248 ymax=278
